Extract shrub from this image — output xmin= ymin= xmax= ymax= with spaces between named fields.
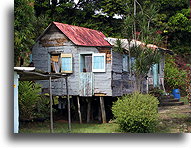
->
xmin=19 ymin=81 xmax=42 ymax=120
xmin=149 ymin=87 xmax=165 ymax=98
xmin=164 ymin=55 xmax=187 ymax=91
xmin=34 ymin=95 xmax=50 ymax=119
xmin=112 ymin=92 xmax=159 ymax=133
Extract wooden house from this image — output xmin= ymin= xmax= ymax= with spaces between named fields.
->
xmin=32 ymin=22 xmax=166 ymax=122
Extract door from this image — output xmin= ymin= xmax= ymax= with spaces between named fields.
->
xmin=152 ymin=64 xmax=159 ymax=87
xmin=79 ymin=54 xmax=93 ymax=96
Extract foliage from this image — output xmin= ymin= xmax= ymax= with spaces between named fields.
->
xmin=164 ymin=55 xmax=187 ymax=90
xmin=130 ymin=46 xmax=161 ymax=77
xmin=112 ymin=92 xmax=159 ymax=133
xmin=14 ymin=0 xmax=36 ymax=66
xmin=121 ymin=2 xmax=162 ymax=91
xmin=149 ymin=87 xmax=165 ymax=98
xmin=34 ymin=96 xmax=50 ymax=119
xmin=19 ymin=81 xmax=42 ymax=120
xmin=14 ymin=0 xmax=191 ymax=65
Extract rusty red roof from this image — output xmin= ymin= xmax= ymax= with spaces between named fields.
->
xmin=53 ymin=22 xmax=111 ymax=47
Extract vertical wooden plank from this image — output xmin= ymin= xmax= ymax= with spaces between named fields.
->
xmin=87 ymin=98 xmax=91 ymax=123
xmin=65 ymin=77 xmax=71 ymax=131
xmin=79 ymin=73 xmax=93 ymax=96
xmin=98 ymin=106 xmax=102 ymax=122
xmin=77 ymin=96 xmax=82 ymax=124
xmin=49 ymin=76 xmax=54 ymax=133
xmin=99 ymin=97 xmax=106 ymax=123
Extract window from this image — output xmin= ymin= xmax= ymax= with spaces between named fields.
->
xmin=61 ymin=54 xmax=73 ymax=73
xmin=50 ymin=54 xmax=61 ymax=73
xmin=50 ymin=53 xmax=72 ymax=73
xmin=80 ymin=54 xmax=92 ymax=72
xmin=92 ymin=53 xmax=106 ymax=72
xmin=123 ymin=54 xmax=129 ymax=72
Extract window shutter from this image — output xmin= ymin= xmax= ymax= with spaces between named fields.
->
xmin=92 ymin=53 xmax=106 ymax=72
xmin=61 ymin=54 xmax=73 ymax=73
xmin=123 ymin=54 xmax=129 ymax=72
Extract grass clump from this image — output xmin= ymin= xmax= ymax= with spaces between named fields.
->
xmin=112 ymin=92 xmax=159 ymax=133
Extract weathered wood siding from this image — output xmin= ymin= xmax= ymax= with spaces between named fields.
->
xmin=111 ymin=51 xmax=135 ymax=96
xmin=32 ymin=25 xmax=112 ymax=96
xmin=77 ymin=46 xmax=112 ymax=96
xmin=111 ymin=51 xmax=123 ymax=96
xmin=147 ymin=57 xmax=165 ymax=88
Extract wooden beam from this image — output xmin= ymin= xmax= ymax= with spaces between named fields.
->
xmin=65 ymin=77 xmax=71 ymax=131
xmin=99 ymin=97 xmax=106 ymax=123
xmin=77 ymin=96 xmax=82 ymax=124
xmin=49 ymin=76 xmax=53 ymax=133
xmin=87 ymin=98 xmax=91 ymax=123
xmin=94 ymin=93 xmax=106 ymax=96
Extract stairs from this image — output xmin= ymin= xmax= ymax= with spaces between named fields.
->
xmin=159 ymin=95 xmax=184 ymax=107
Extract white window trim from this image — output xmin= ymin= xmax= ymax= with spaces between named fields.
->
xmin=92 ymin=53 xmax=106 ymax=72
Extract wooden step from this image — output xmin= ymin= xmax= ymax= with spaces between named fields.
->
xmin=160 ymin=98 xmax=179 ymax=103
xmin=159 ymin=101 xmax=184 ymax=107
xmin=160 ymin=96 xmax=174 ymax=100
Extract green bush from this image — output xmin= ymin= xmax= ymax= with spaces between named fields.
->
xmin=34 ymin=95 xmax=50 ymax=119
xmin=19 ymin=81 xmax=42 ymax=120
xmin=164 ymin=55 xmax=187 ymax=91
xmin=112 ymin=92 xmax=159 ymax=133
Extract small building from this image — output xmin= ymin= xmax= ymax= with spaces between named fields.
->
xmin=32 ymin=22 xmax=166 ymax=122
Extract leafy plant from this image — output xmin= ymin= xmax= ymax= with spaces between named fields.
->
xmin=19 ymin=81 xmax=42 ymax=120
xmin=164 ymin=55 xmax=187 ymax=90
xmin=34 ymin=95 xmax=50 ymax=119
xmin=149 ymin=87 xmax=165 ymax=98
xmin=112 ymin=92 xmax=159 ymax=133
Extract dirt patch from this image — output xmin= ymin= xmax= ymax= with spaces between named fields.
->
xmin=157 ymin=105 xmax=191 ymax=133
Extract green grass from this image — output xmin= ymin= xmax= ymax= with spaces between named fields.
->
xmin=19 ymin=121 xmax=120 ymax=133
xmin=180 ymin=96 xmax=189 ymax=105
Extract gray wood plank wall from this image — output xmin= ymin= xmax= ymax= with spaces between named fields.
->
xmin=32 ymin=25 xmax=112 ymax=96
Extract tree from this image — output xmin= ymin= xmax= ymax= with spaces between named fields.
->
xmin=14 ymin=0 xmax=36 ymax=66
xmin=122 ymin=1 xmax=162 ymax=92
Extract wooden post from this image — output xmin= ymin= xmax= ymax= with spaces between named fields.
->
xmin=99 ymin=97 xmax=106 ymax=123
xmin=49 ymin=76 xmax=53 ymax=133
xmin=65 ymin=77 xmax=71 ymax=131
xmin=87 ymin=98 xmax=91 ymax=123
xmin=77 ymin=96 xmax=82 ymax=124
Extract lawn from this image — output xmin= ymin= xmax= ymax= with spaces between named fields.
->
xmin=19 ymin=105 xmax=191 ymax=133
xmin=19 ymin=121 xmax=120 ymax=133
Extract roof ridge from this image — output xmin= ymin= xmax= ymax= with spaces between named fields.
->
xmin=53 ymin=21 xmax=103 ymax=34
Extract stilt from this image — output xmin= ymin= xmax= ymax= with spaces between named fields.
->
xmin=77 ymin=96 xmax=82 ymax=124
xmin=65 ymin=77 xmax=71 ymax=131
xmin=99 ymin=97 xmax=106 ymax=123
xmin=98 ymin=106 xmax=101 ymax=122
xmin=87 ymin=98 xmax=91 ymax=123
xmin=49 ymin=76 xmax=53 ymax=133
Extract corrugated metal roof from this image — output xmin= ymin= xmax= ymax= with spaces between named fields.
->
xmin=53 ymin=22 xmax=111 ymax=47
xmin=105 ymin=37 xmax=159 ymax=50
